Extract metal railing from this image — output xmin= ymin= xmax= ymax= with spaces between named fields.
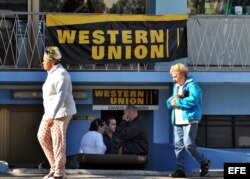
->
xmin=0 ymin=12 xmax=159 ymax=71
xmin=188 ymin=15 xmax=250 ymax=71
xmin=2 ymin=12 xmax=250 ymax=71
xmin=0 ymin=12 xmax=45 ymax=69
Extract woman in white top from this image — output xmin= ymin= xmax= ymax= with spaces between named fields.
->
xmin=79 ymin=118 xmax=107 ymax=154
xmin=37 ymin=46 xmax=76 ymax=179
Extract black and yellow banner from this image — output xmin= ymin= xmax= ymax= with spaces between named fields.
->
xmin=92 ymin=89 xmax=158 ymax=110
xmin=46 ymin=14 xmax=188 ymax=64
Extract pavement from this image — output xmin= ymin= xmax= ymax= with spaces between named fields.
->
xmin=0 ymin=168 xmax=224 ymax=179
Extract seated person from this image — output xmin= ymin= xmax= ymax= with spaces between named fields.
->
xmin=116 ymin=105 xmax=148 ymax=155
xmin=79 ymin=118 xmax=107 ymax=154
xmin=103 ymin=116 xmax=120 ymax=154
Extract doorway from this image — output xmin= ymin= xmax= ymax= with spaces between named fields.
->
xmin=0 ymin=105 xmax=46 ymax=168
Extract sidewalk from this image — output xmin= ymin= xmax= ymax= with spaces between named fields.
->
xmin=0 ymin=168 xmax=224 ymax=179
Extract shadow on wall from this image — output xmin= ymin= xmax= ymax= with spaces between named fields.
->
xmin=148 ymin=143 xmax=250 ymax=172
xmin=66 ymin=120 xmax=92 ymax=156
xmin=186 ymin=147 xmax=250 ymax=172
xmin=147 ymin=143 xmax=176 ymax=171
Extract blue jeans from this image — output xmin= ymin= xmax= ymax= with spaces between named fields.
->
xmin=174 ymin=123 xmax=207 ymax=171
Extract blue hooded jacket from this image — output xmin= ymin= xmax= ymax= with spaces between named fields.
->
xmin=166 ymin=76 xmax=202 ymax=124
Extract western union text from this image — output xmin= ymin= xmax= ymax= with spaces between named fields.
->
xmin=95 ymin=90 xmax=144 ymax=98
xmin=56 ymin=29 xmax=184 ymax=61
xmin=95 ymin=90 xmax=145 ymax=105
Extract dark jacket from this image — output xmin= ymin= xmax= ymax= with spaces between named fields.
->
xmin=116 ymin=116 xmax=148 ymax=155
xmin=103 ymin=132 xmax=120 ymax=154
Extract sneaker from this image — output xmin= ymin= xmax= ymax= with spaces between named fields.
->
xmin=169 ymin=169 xmax=186 ymax=178
xmin=200 ymin=160 xmax=211 ymax=177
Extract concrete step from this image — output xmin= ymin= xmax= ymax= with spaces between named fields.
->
xmin=10 ymin=168 xmax=224 ymax=178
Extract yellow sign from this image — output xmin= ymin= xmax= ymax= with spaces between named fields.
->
xmin=46 ymin=14 xmax=188 ymax=64
xmin=93 ymin=89 xmax=158 ymax=110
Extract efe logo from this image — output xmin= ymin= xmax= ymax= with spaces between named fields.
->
xmin=224 ymin=163 xmax=250 ymax=179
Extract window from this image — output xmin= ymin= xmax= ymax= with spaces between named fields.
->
xmin=196 ymin=115 xmax=250 ymax=148
xmin=188 ymin=0 xmax=250 ymax=15
xmin=40 ymin=0 xmax=146 ymax=14
xmin=0 ymin=0 xmax=27 ymax=11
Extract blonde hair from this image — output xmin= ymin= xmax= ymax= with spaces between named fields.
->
xmin=170 ymin=63 xmax=188 ymax=77
xmin=44 ymin=46 xmax=62 ymax=62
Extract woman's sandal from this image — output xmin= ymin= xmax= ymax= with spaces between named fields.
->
xmin=43 ymin=172 xmax=54 ymax=179
xmin=48 ymin=176 xmax=67 ymax=179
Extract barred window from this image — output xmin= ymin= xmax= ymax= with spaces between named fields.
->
xmin=196 ymin=115 xmax=250 ymax=148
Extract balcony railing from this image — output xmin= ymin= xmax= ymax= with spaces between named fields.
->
xmin=0 ymin=12 xmax=45 ymax=69
xmin=2 ymin=12 xmax=250 ymax=71
xmin=188 ymin=15 xmax=250 ymax=71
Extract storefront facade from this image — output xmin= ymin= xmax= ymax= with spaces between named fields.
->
xmin=1 ymin=0 xmax=250 ymax=171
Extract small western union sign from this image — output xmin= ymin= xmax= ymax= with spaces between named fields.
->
xmin=93 ymin=89 xmax=159 ymax=110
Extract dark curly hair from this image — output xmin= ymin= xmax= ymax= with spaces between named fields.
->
xmin=89 ymin=118 xmax=105 ymax=131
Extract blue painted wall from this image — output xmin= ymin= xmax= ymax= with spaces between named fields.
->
xmin=0 ymin=89 xmax=42 ymax=104
xmin=155 ymin=0 xmax=187 ymax=15
xmin=0 ymin=71 xmax=171 ymax=84
xmin=186 ymin=148 xmax=250 ymax=171
xmin=150 ymin=144 xmax=250 ymax=172
xmin=153 ymin=89 xmax=170 ymax=144
xmin=201 ymin=84 xmax=250 ymax=115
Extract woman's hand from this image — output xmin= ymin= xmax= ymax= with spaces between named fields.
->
xmin=47 ymin=118 xmax=54 ymax=127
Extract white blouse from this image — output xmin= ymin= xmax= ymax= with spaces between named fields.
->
xmin=42 ymin=64 xmax=76 ymax=119
xmin=79 ymin=131 xmax=107 ymax=154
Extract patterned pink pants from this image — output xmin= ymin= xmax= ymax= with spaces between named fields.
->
xmin=37 ymin=115 xmax=72 ymax=177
